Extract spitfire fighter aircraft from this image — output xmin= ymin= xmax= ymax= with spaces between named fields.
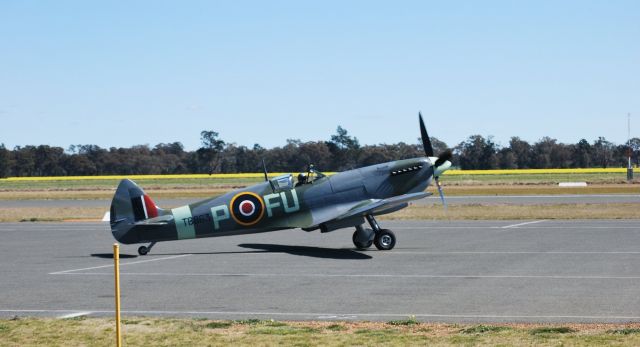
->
xmin=110 ymin=114 xmax=452 ymax=255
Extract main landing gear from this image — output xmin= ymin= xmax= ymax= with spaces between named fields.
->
xmin=138 ymin=241 xmax=156 ymax=256
xmin=352 ymin=215 xmax=396 ymax=251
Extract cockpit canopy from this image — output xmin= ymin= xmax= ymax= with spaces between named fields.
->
xmin=270 ymin=174 xmax=294 ymax=190
xmin=268 ymin=167 xmax=327 ymax=190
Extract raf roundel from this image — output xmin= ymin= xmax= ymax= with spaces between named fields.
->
xmin=230 ymin=192 xmax=265 ymax=226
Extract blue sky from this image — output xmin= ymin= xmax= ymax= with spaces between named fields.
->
xmin=1 ymin=1 xmax=638 ymax=150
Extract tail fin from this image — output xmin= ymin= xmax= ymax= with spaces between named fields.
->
xmin=110 ymin=179 xmax=164 ymax=223
xmin=110 ymin=179 xmax=166 ymax=243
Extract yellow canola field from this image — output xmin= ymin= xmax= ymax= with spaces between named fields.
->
xmin=0 ymin=168 xmax=630 ymax=181
xmin=444 ymin=168 xmax=629 ymax=175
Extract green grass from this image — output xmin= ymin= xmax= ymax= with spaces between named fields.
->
xmin=233 ymin=318 xmax=263 ymax=325
xmin=459 ymin=325 xmax=512 ymax=334
xmin=387 ymin=316 xmax=419 ymax=326
xmin=248 ymin=326 xmax=321 ymax=335
xmin=0 ymin=177 xmax=261 ymax=190
xmin=530 ymin=326 xmax=576 ymax=335
xmin=443 ymin=172 xmax=635 ymax=185
xmin=608 ymin=328 xmax=640 ymax=335
xmin=205 ymin=321 xmax=233 ymax=329
xmin=0 ymin=172 xmax=635 ymax=191
xmin=326 ymin=324 xmax=347 ymax=331
xmin=3 ymin=318 xmax=640 ymax=346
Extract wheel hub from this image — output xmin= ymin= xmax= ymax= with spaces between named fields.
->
xmin=380 ymin=235 xmax=392 ymax=246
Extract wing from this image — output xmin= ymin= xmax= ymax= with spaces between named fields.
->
xmin=335 ymin=192 xmax=431 ymax=221
xmin=294 ymin=191 xmax=430 ymax=229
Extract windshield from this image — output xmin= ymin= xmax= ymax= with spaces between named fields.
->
xmin=295 ymin=165 xmax=326 ymax=187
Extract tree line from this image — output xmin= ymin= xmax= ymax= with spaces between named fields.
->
xmin=0 ymin=127 xmax=638 ymax=177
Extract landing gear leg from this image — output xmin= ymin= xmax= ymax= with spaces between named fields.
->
xmin=366 ymin=215 xmax=396 ymax=251
xmin=138 ymin=241 xmax=156 ymax=256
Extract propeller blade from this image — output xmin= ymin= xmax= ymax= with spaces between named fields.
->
xmin=434 ymin=150 xmax=453 ymax=167
xmin=419 ymin=112 xmax=434 ymax=157
xmin=435 ymin=176 xmax=448 ymax=212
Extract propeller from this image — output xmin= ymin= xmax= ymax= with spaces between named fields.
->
xmin=419 ymin=112 xmax=452 ymax=209
xmin=419 ymin=112 xmax=435 ymax=157
xmin=435 ymin=176 xmax=448 ymax=212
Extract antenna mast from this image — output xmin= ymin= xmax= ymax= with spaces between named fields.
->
xmin=628 ymin=113 xmax=634 ymax=182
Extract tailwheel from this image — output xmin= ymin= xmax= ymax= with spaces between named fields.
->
xmin=138 ymin=242 xmax=156 ymax=256
xmin=374 ymin=229 xmax=396 ymax=250
xmin=352 ymin=230 xmax=373 ymax=250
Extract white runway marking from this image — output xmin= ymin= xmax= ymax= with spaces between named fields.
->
xmin=444 ymin=194 xmax=640 ymax=199
xmin=379 ymin=251 xmax=640 ymax=255
xmin=2 ymin=309 xmax=640 ymax=321
xmin=52 ymin=272 xmax=640 ymax=280
xmin=49 ymin=254 xmax=192 ymax=274
xmin=501 ymin=220 xmax=547 ymax=229
xmin=58 ymin=311 xmax=92 ymax=319
xmin=393 ymin=225 xmax=639 ymax=230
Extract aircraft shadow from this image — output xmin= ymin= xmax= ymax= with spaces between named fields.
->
xmin=237 ymin=243 xmax=373 ymax=260
xmin=91 ymin=253 xmax=138 ymax=259
xmin=152 ymin=244 xmax=372 ymax=260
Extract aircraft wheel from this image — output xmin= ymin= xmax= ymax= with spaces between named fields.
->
xmin=352 ymin=231 xmax=373 ymax=250
xmin=374 ymin=229 xmax=396 ymax=250
xmin=138 ymin=245 xmax=149 ymax=256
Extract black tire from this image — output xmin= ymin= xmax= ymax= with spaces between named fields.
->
xmin=138 ymin=245 xmax=149 ymax=256
xmin=352 ymin=231 xmax=373 ymax=250
xmin=374 ymin=229 xmax=396 ymax=250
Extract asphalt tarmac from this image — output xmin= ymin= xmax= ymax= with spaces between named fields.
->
xmin=1 ymin=193 xmax=639 ymax=209
xmin=1 ymin=219 xmax=639 ymax=323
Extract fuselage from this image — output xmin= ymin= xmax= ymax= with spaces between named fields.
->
xmin=112 ymin=157 xmax=435 ymax=244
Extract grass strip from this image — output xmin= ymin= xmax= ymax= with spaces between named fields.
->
xmin=383 ymin=203 xmax=640 ymax=220
xmin=2 ymin=318 xmax=640 ymax=346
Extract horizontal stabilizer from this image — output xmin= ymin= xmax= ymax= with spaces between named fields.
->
xmin=133 ymin=214 xmax=174 ymax=226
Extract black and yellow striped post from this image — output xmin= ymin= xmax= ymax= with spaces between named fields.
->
xmin=113 ymin=243 xmax=122 ymax=347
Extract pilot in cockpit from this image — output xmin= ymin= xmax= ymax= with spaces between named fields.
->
xmin=295 ymin=172 xmax=308 ymax=187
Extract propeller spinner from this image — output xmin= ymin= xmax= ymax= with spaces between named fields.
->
xmin=418 ymin=112 xmax=452 ymax=210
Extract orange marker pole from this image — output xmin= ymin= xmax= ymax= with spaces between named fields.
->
xmin=113 ymin=243 xmax=122 ymax=347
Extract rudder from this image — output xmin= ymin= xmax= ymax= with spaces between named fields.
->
xmin=110 ymin=179 xmax=165 ymax=243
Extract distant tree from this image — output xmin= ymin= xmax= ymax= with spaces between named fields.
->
xmin=572 ymin=139 xmax=593 ymax=168
xmin=330 ymin=126 xmax=360 ymax=150
xmin=12 ymin=146 xmax=36 ymax=176
xmin=630 ymin=138 xmax=640 ymax=166
xmin=531 ymin=137 xmax=571 ymax=169
xmin=497 ymin=148 xmax=517 ymax=169
xmin=593 ymin=137 xmax=615 ymax=168
xmin=153 ymin=142 xmax=187 ymax=173
xmin=327 ymin=126 xmax=361 ymax=170
xmin=62 ymin=154 xmax=96 ymax=175
xmin=33 ymin=145 xmax=66 ymax=176
xmin=0 ymin=144 xmax=12 ymax=178
xmin=456 ymin=135 xmax=498 ymax=169
xmin=358 ymin=145 xmax=395 ymax=167
xmin=197 ymin=130 xmax=225 ymax=174
xmin=76 ymin=145 xmax=108 ymax=174
xmin=508 ymin=137 xmax=532 ymax=169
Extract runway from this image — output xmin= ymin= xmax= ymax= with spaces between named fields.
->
xmin=1 ymin=193 xmax=639 ymax=209
xmin=1 ymin=220 xmax=639 ymax=323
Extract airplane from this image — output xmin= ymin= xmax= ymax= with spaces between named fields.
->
xmin=109 ymin=114 xmax=452 ymax=255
